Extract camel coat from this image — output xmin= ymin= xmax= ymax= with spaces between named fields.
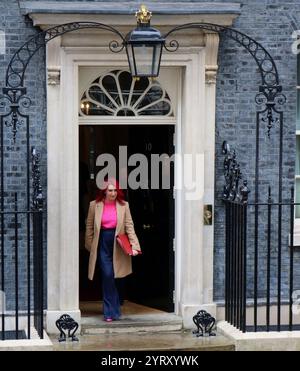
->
xmin=85 ymin=200 xmax=141 ymax=280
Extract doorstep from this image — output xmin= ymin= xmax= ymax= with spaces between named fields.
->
xmin=51 ymin=329 xmax=235 ymax=351
xmin=81 ymin=312 xmax=183 ymax=335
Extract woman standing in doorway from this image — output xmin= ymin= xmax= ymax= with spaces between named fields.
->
xmin=85 ymin=178 xmax=141 ymax=321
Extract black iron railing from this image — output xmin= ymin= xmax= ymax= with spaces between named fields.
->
xmin=223 ymin=143 xmax=300 ymax=332
xmin=32 ymin=208 xmax=44 ymax=339
xmin=0 ymin=147 xmax=44 ymax=341
xmin=224 ymin=200 xmax=248 ymax=332
xmin=0 ymin=206 xmax=44 ymax=340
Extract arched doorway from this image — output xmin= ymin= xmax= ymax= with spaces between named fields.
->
xmin=78 ymin=68 xmax=177 ymax=313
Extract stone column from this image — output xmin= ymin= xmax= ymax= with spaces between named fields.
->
xmin=45 ymin=38 xmax=80 ymax=333
xmin=203 ymin=32 xmax=219 ymax=312
xmin=180 ymin=34 xmax=219 ymax=328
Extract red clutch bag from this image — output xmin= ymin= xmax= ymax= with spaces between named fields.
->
xmin=116 ymin=234 xmax=141 ymax=256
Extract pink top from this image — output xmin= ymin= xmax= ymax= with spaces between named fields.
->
xmin=101 ymin=200 xmax=117 ymax=229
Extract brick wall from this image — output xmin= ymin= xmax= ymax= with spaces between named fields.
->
xmin=213 ymin=0 xmax=299 ymax=301
xmin=0 ymin=0 xmax=47 ymax=310
xmin=1 ymin=0 xmax=300 ymax=307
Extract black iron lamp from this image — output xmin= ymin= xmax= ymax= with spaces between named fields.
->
xmin=124 ymin=5 xmax=165 ymax=78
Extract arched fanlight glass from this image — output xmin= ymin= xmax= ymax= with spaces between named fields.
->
xmin=79 ymin=70 xmax=173 ymax=117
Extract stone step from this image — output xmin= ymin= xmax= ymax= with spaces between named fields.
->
xmin=51 ymin=330 xmax=235 ymax=351
xmin=81 ymin=313 xmax=183 ymax=335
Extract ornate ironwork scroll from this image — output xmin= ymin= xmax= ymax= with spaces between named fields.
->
xmin=1 ymin=22 xmax=125 ymax=142
xmin=31 ymin=147 xmax=43 ymax=211
xmin=164 ymin=23 xmax=279 ymax=86
xmin=6 ymin=22 xmax=125 ymax=89
xmin=163 ymin=22 xmax=285 ymax=212
xmin=55 ymin=314 xmax=79 ymax=342
xmin=192 ymin=310 xmax=216 ymax=337
xmin=222 ymin=141 xmax=250 ymax=203
xmin=0 ymin=87 xmax=29 ymax=143
xmin=163 ymin=23 xmax=286 ymax=135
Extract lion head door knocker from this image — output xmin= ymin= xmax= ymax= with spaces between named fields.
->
xmin=55 ymin=314 xmax=79 ymax=342
xmin=192 ymin=310 xmax=216 ymax=337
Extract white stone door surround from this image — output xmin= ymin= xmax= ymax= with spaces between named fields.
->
xmin=40 ymin=14 xmax=237 ymax=333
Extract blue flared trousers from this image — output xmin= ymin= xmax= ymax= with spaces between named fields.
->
xmin=97 ymin=228 xmax=121 ymax=320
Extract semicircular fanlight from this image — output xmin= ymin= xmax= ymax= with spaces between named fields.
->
xmin=79 ymin=70 xmax=173 ymax=117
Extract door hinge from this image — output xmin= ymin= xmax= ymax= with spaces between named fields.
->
xmin=173 ymin=290 xmax=175 ymax=303
xmin=173 ymin=238 xmax=175 ymax=252
xmin=173 ymin=132 xmax=176 ymax=147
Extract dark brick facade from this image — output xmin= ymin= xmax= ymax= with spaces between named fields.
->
xmin=0 ymin=0 xmax=47 ymax=309
xmin=213 ymin=0 xmax=299 ymax=301
xmin=1 ymin=0 xmax=300 ymax=307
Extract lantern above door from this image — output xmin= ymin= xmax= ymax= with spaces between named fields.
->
xmin=124 ymin=5 xmax=165 ymax=78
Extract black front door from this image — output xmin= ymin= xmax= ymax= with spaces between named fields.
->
xmin=126 ymin=125 xmax=175 ymax=312
xmin=79 ymin=125 xmax=175 ymax=312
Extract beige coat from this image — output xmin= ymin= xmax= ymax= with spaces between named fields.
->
xmin=85 ymin=200 xmax=141 ymax=280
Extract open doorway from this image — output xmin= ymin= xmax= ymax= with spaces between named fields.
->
xmin=79 ymin=125 xmax=175 ymax=313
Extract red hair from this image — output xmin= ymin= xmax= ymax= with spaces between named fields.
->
xmin=95 ymin=177 xmax=125 ymax=205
